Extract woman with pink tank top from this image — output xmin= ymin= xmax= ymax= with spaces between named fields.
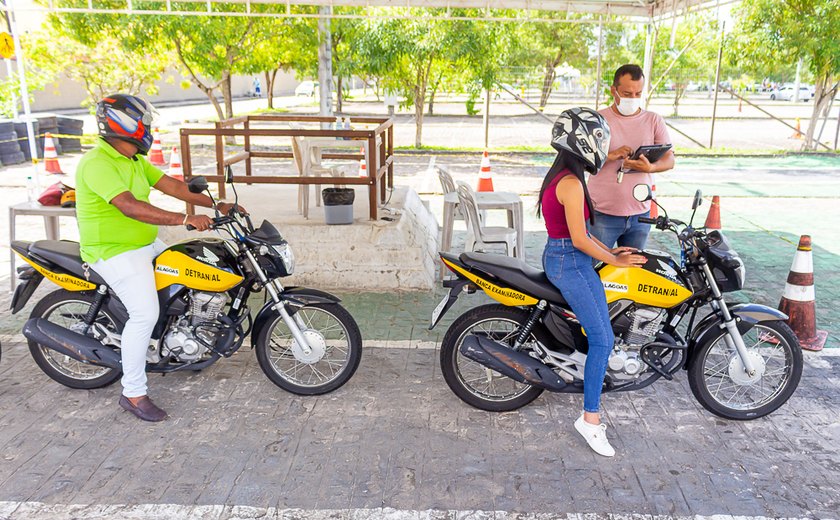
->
xmin=537 ymin=108 xmax=646 ymax=457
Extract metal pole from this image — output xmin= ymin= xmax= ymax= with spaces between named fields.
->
xmin=709 ymin=21 xmax=724 ymax=149
xmin=595 ymin=18 xmax=603 ymax=109
xmin=7 ymin=0 xmax=39 ymax=188
xmin=317 ymin=5 xmax=333 ymax=127
xmin=483 ymin=88 xmax=490 ymax=149
xmin=642 ymin=22 xmax=654 ymax=107
xmin=816 ymin=96 xmax=834 ymax=144
xmin=834 ymin=105 xmax=840 ymax=150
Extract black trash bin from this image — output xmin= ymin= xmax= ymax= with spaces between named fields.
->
xmin=321 ymin=188 xmax=355 ymax=225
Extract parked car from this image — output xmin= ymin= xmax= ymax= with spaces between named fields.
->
xmin=771 ymin=86 xmax=812 ymax=101
xmin=295 ymin=81 xmax=319 ymax=97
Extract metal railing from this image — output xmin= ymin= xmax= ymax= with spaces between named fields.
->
xmin=179 ymin=114 xmax=395 ymax=220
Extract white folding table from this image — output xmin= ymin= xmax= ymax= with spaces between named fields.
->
xmin=8 ymin=202 xmax=76 ymax=291
xmin=440 ymin=190 xmax=525 ymax=261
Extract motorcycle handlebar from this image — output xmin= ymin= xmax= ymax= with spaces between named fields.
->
xmin=185 ymin=215 xmax=235 ymax=232
xmin=638 ymin=217 xmax=657 ymax=225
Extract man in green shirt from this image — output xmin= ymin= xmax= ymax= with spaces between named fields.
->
xmin=78 ymin=94 xmax=243 ymax=422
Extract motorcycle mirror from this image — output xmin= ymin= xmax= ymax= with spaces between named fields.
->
xmin=188 ymin=176 xmax=209 ymax=194
xmin=225 ymin=165 xmax=234 ymax=184
xmin=632 ymin=184 xmax=653 ymax=202
xmin=692 ymin=189 xmax=703 ymax=210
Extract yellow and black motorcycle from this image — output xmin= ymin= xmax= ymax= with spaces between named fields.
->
xmin=430 ymin=187 xmax=802 ymax=420
xmin=11 ymin=174 xmax=362 ymax=395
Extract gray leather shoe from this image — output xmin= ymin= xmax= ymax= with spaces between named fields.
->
xmin=119 ymin=395 xmax=168 ymax=422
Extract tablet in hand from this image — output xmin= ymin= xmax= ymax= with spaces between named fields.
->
xmin=630 ymin=144 xmax=672 ymax=163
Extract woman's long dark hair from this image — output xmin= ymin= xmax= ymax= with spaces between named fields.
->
xmin=536 ymin=151 xmax=595 ymax=225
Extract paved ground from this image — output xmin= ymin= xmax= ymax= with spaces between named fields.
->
xmin=1 ymin=334 xmax=839 ymax=519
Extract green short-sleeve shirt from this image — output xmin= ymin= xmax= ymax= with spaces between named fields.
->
xmin=76 ymin=139 xmax=165 ymax=263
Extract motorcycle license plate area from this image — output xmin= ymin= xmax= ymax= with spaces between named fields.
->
xmin=429 ymin=280 xmax=472 ymax=330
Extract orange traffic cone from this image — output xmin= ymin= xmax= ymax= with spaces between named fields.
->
xmin=43 ymin=133 xmax=64 ymax=174
xmin=779 ymin=235 xmax=828 ymax=351
xmin=649 ymin=183 xmax=658 ymax=218
xmin=704 ymin=195 xmax=721 ymax=229
xmin=168 ymin=146 xmax=183 ymax=181
xmin=790 ymin=118 xmax=803 ymax=139
xmin=477 ymin=150 xmax=494 ymax=192
xmin=149 ymin=129 xmax=166 ymax=166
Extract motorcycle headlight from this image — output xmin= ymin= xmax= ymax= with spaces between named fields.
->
xmin=273 ymin=243 xmax=295 ymax=275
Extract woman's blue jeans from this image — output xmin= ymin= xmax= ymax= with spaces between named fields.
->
xmin=542 ymin=238 xmax=615 ymax=413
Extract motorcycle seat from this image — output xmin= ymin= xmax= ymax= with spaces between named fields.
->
xmin=460 ymin=252 xmax=567 ymax=304
xmin=28 ymin=240 xmax=106 ymax=286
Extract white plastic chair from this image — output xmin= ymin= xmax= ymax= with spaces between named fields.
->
xmin=455 ymin=181 xmax=517 ymax=257
xmin=291 ymin=135 xmax=346 ymax=219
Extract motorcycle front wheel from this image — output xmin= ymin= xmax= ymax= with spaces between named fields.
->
xmin=27 ymin=289 xmax=123 ymax=389
xmin=255 ymin=303 xmax=362 ymax=395
xmin=440 ymin=304 xmax=544 ymax=412
xmin=688 ymin=320 xmax=803 ymax=420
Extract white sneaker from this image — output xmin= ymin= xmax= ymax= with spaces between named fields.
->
xmin=574 ymin=415 xmax=616 ymax=457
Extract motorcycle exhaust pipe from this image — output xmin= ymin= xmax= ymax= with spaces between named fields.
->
xmin=460 ymin=334 xmax=568 ymax=392
xmin=23 ymin=318 xmax=122 ymax=370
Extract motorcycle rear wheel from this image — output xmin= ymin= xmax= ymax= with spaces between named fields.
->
xmin=255 ymin=303 xmax=362 ymax=395
xmin=440 ymin=304 xmax=544 ymax=412
xmin=27 ymin=289 xmax=122 ymax=390
xmin=688 ymin=320 xmax=802 ymax=420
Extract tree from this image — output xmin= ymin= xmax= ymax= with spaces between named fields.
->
xmin=517 ymin=14 xmax=594 ymax=109
xmin=51 ymin=2 xmax=277 ymax=123
xmin=730 ymin=0 xmax=840 ymax=149
xmin=28 ymin=30 xmax=166 ymax=110
xmin=0 ymin=32 xmax=60 ymax=117
xmin=644 ymin=14 xmax=720 ymax=116
xmin=239 ymin=17 xmax=316 ymax=110
xmin=355 ymin=13 xmax=457 ymax=147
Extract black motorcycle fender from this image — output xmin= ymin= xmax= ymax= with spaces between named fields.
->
xmin=250 ymin=287 xmax=341 ymax=345
xmin=687 ymin=303 xmax=789 ymax=370
xmin=10 ymin=268 xmax=44 ymax=314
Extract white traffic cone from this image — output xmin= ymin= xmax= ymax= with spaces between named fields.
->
xmin=43 ymin=133 xmax=64 ymax=174
xmin=149 ymin=129 xmax=166 ymax=166
xmin=779 ymin=235 xmax=828 ymax=351
xmin=477 ymin=150 xmax=493 ymax=192
xmin=169 ymin=146 xmax=183 ymax=181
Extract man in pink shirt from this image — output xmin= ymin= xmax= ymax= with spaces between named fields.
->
xmin=588 ymin=64 xmax=675 ymax=250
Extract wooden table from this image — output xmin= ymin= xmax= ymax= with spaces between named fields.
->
xmin=441 ymin=190 xmax=525 ymax=263
xmin=8 ymin=202 xmax=76 ymax=291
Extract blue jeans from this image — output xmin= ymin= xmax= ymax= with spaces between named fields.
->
xmin=542 ymin=238 xmax=615 ymax=413
xmin=590 ymin=210 xmax=651 ymax=250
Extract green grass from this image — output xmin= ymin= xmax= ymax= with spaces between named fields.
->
xmin=395 ymin=144 xmax=838 ymax=157
xmin=242 ymin=106 xmax=291 ymax=115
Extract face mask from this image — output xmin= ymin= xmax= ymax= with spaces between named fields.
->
xmin=616 ymin=95 xmax=642 ymax=116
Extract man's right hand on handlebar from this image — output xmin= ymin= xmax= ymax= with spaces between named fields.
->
xmin=185 ymin=214 xmax=213 ymax=231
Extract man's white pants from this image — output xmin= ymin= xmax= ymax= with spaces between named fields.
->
xmin=92 ymin=239 xmax=167 ymax=398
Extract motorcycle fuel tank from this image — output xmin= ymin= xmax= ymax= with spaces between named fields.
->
xmin=154 ymin=239 xmax=244 ymax=292
xmin=599 ymin=250 xmax=692 ymax=308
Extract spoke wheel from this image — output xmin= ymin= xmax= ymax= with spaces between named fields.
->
xmin=255 ymin=303 xmax=362 ymax=395
xmin=440 ymin=304 xmax=543 ymax=412
xmin=688 ymin=320 xmax=802 ymax=420
xmin=28 ymin=290 xmax=122 ymax=389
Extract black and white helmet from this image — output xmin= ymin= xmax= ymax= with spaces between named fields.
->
xmin=550 ymin=107 xmax=611 ymax=173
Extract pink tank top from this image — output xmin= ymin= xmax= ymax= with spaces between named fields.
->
xmin=542 ymin=170 xmax=589 ymax=239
